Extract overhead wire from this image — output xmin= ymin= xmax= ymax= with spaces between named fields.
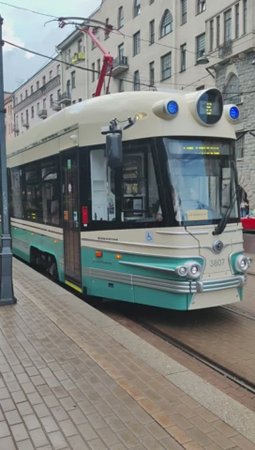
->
xmin=1 ymin=1 xmax=253 ymax=94
xmin=5 ymin=38 xmax=252 ymax=96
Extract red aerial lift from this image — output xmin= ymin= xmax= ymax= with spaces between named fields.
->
xmin=58 ymin=17 xmax=114 ymax=97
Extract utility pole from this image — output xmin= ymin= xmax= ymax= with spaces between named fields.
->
xmin=0 ymin=16 xmax=16 ymax=305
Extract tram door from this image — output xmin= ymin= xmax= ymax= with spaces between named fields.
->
xmin=61 ymin=151 xmax=82 ymax=291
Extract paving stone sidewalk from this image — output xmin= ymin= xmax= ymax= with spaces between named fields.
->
xmin=0 ymin=259 xmax=254 ymax=449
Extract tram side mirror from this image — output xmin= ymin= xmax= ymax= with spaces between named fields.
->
xmin=106 ymin=133 xmax=123 ymax=169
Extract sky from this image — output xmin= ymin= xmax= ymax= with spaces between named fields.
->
xmin=0 ymin=0 xmax=101 ymax=92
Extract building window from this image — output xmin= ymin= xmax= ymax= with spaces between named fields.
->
xmin=149 ymin=61 xmax=155 ymax=87
xmin=160 ymin=10 xmax=173 ymax=38
xmin=243 ymin=0 xmax=247 ymax=34
xmin=118 ymin=43 xmax=124 ymax=62
xmin=50 ymin=94 xmax=53 ymax=106
xmin=149 ymin=0 xmax=154 ymax=4
xmin=133 ymin=31 xmax=141 ymax=56
xmin=78 ymin=38 xmax=83 ymax=53
xmin=105 ymin=18 xmax=110 ymax=39
xmin=57 ymin=64 xmax=60 ymax=75
xmin=36 ymin=81 xmax=39 ymax=90
xmin=196 ymin=33 xmax=206 ymax=62
xmin=66 ymin=80 xmax=71 ymax=96
xmin=180 ymin=0 xmax=187 ymax=25
xmin=224 ymin=9 xmax=232 ymax=43
xmin=216 ymin=15 xmax=220 ymax=47
xmin=118 ymin=79 xmax=124 ymax=92
xmin=180 ymin=43 xmax=186 ymax=72
xmin=57 ymin=89 xmax=61 ymax=100
xmin=134 ymin=0 xmax=141 ymax=17
xmin=91 ymin=29 xmax=98 ymax=50
xmin=224 ymin=73 xmax=241 ymax=105
xmin=68 ymin=49 xmax=71 ymax=64
xmin=25 ymin=89 xmax=28 ymax=98
xmin=235 ymin=4 xmax=239 ymax=39
xmin=31 ymin=86 xmax=33 ymax=95
xmin=235 ymin=133 xmax=244 ymax=159
xmin=161 ymin=52 xmax=172 ymax=80
xmin=42 ymin=76 xmax=46 ymax=85
xmin=209 ymin=19 xmax=214 ymax=52
xmin=149 ymin=20 xmax=155 ymax=45
xmin=133 ymin=71 xmax=140 ymax=90
xmin=92 ymin=62 xmax=96 ymax=82
xmin=97 ymin=59 xmax=101 ymax=79
xmin=36 ymin=102 xmax=39 ymax=113
xmin=31 ymin=106 xmax=34 ymax=118
xmin=118 ymin=6 xmax=124 ymax=28
xmin=49 ymin=70 xmax=52 ymax=79
xmin=197 ymin=0 xmax=206 ymax=14
xmin=43 ymin=98 xmax=46 ymax=109
xmin=71 ymin=71 xmax=76 ymax=88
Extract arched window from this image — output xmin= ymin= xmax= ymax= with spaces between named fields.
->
xmin=224 ymin=73 xmax=241 ymax=104
xmin=160 ymin=10 xmax=173 ymax=38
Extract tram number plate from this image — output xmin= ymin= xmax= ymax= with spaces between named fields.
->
xmin=209 ymin=258 xmax=225 ymax=268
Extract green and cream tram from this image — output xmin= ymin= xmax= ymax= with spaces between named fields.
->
xmin=7 ymin=88 xmax=250 ymax=310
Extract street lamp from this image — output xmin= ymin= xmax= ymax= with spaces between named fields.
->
xmin=0 ymin=16 xmax=16 ymax=305
xmin=197 ymin=55 xmax=216 ymax=79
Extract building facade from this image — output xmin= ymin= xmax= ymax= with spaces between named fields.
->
xmin=12 ymin=58 xmax=61 ymax=137
xmin=6 ymin=0 xmax=255 ymax=206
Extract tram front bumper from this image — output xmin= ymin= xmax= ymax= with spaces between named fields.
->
xmin=195 ymin=274 xmax=246 ymax=293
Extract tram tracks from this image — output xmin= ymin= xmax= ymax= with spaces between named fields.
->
xmin=123 ymin=313 xmax=255 ymax=397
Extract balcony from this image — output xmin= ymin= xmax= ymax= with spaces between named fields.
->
xmin=22 ymin=121 xmax=29 ymax=129
xmin=60 ymin=92 xmax=71 ymax=106
xmin=52 ymin=101 xmax=61 ymax=111
xmin=71 ymin=52 xmax=85 ymax=64
xmin=218 ymin=41 xmax=232 ymax=58
xmin=112 ymin=56 xmax=129 ymax=77
xmin=38 ymin=109 xmax=47 ymax=119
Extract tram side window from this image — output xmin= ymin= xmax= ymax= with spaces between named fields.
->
xmin=122 ymin=147 xmax=160 ymax=222
xmin=24 ymin=164 xmax=42 ymax=222
xmin=89 ymin=143 xmax=160 ymax=224
xmin=41 ymin=159 xmax=60 ymax=226
xmin=90 ymin=149 xmax=116 ymax=221
xmin=10 ymin=167 xmax=24 ymax=219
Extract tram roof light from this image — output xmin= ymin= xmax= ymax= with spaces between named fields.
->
xmin=152 ymin=99 xmax=179 ymax=119
xmin=229 ymin=106 xmax=239 ymax=120
xmin=224 ymin=104 xmax=240 ymax=123
xmin=166 ymin=100 xmax=178 ymax=116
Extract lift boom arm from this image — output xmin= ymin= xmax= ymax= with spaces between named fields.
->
xmin=82 ymin=26 xmax=113 ymax=97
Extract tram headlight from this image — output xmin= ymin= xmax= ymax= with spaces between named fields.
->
xmin=176 ymin=265 xmax=188 ymax=277
xmin=234 ymin=254 xmax=250 ymax=273
xmin=187 ymin=263 xmax=202 ymax=279
xmin=175 ymin=262 xmax=202 ymax=279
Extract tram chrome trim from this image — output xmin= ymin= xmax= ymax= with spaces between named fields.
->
xmin=84 ymin=268 xmax=245 ymax=294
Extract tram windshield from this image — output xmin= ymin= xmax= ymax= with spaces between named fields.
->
xmin=164 ymin=138 xmax=239 ymax=224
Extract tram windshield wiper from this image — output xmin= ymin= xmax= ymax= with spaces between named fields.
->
xmin=213 ymin=187 xmax=238 ymax=236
